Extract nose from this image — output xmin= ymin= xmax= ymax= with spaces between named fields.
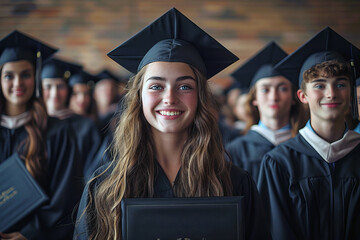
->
xmin=269 ymin=88 xmax=279 ymax=102
xmin=326 ymin=85 xmax=337 ymax=99
xmin=163 ymin=88 xmax=178 ymax=105
xmin=13 ymin=75 xmax=21 ymax=87
xmin=50 ymin=86 xmax=58 ymax=98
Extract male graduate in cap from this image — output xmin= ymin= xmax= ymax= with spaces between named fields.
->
xmin=226 ymin=42 xmax=305 ymax=183
xmin=257 ymin=27 xmax=360 ymax=240
xmin=74 ymin=8 xmax=269 ymax=240
xmin=41 ymin=58 xmax=102 ymax=182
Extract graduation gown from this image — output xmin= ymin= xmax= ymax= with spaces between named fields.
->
xmin=226 ymin=125 xmax=292 ymax=183
xmin=257 ymin=127 xmax=360 ymax=240
xmin=74 ymin=162 xmax=270 ymax=240
xmin=0 ymin=114 xmax=83 ymax=240
xmin=61 ymin=113 xmax=102 ymax=181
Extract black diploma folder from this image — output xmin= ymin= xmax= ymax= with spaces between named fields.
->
xmin=121 ymin=196 xmax=244 ymax=240
xmin=0 ymin=153 xmax=48 ymax=232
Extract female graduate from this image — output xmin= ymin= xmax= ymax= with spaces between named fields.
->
xmin=68 ymin=69 xmax=98 ymax=121
xmin=0 ymin=30 xmax=83 ymax=240
xmin=258 ymin=27 xmax=360 ymax=240
xmin=41 ymin=58 xmax=102 ymax=181
xmin=226 ymin=42 xmax=305 ymax=183
xmin=74 ymin=8 xmax=269 ymax=240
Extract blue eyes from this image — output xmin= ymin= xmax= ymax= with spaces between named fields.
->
xmin=313 ymin=83 xmax=347 ymax=89
xmin=149 ymin=85 xmax=193 ymax=91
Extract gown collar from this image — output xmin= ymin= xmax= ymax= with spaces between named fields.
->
xmin=1 ymin=111 xmax=32 ymax=129
xmin=251 ymin=122 xmax=292 ymax=146
xmin=299 ymin=126 xmax=360 ymax=163
xmin=49 ymin=108 xmax=74 ymax=120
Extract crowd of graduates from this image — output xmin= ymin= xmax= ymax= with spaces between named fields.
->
xmin=0 ymin=7 xmax=360 ymax=240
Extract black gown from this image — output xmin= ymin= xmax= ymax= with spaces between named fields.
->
xmin=226 ymin=130 xmax=275 ymax=183
xmin=74 ymin=162 xmax=270 ymax=240
xmin=0 ymin=116 xmax=84 ymax=240
xmin=257 ymin=130 xmax=360 ymax=240
xmin=61 ymin=114 xmax=102 ymax=181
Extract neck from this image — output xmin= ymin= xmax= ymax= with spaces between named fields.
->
xmin=5 ymin=102 xmax=27 ymax=116
xmin=310 ymin=117 xmax=345 ymax=143
xmin=152 ymin=130 xmax=186 ymax=185
xmin=259 ymin=116 xmax=289 ymax=131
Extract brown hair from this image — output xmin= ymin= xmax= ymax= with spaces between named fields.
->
xmin=83 ymin=64 xmax=232 ymax=240
xmin=301 ymin=60 xmax=352 ymax=92
xmin=0 ymin=63 xmax=48 ymax=188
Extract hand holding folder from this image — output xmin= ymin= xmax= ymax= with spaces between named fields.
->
xmin=0 ymin=153 xmax=48 ymax=232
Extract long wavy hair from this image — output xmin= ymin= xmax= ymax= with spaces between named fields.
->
xmin=243 ymin=79 xmax=307 ymax=137
xmin=0 ymin=61 xmax=48 ymax=188
xmin=83 ymin=64 xmax=233 ymax=240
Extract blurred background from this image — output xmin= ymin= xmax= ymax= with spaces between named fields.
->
xmin=0 ymin=0 xmax=359 ymax=88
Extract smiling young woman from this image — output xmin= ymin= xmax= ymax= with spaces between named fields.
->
xmin=74 ymin=8 xmax=269 ymax=240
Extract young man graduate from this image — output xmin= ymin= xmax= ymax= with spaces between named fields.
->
xmin=226 ymin=42 xmax=304 ymax=183
xmin=257 ymin=27 xmax=360 ymax=240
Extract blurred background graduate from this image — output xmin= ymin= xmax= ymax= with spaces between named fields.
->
xmin=41 ymin=57 xmax=102 ymax=182
xmin=0 ymin=30 xmax=83 ymax=240
xmin=257 ymin=27 xmax=360 ymax=240
xmin=68 ymin=69 xmax=98 ymax=122
xmin=226 ymin=41 xmax=306 ymax=183
xmin=74 ymin=8 xmax=268 ymax=240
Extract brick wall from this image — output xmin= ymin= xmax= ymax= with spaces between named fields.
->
xmin=0 ymin=0 xmax=359 ymax=87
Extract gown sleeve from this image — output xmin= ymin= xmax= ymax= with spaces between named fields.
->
xmin=19 ymin=119 xmax=84 ymax=240
xmin=257 ymin=153 xmax=300 ymax=240
xmin=230 ymin=165 xmax=271 ymax=240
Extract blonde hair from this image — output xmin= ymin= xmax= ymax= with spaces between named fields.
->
xmin=83 ymin=64 xmax=232 ymax=240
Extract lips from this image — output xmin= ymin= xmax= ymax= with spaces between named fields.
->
xmin=322 ymin=102 xmax=341 ymax=108
xmin=12 ymin=88 xmax=25 ymax=96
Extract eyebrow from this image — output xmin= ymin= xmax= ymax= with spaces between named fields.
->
xmin=146 ymin=75 xmax=196 ymax=82
xmin=311 ymin=77 xmax=349 ymax=83
xmin=2 ymin=68 xmax=33 ymax=74
xmin=258 ymin=82 xmax=289 ymax=87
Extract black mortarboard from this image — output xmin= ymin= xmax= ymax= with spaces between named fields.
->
xmin=95 ymin=69 xmax=121 ymax=84
xmin=41 ymin=58 xmax=82 ymax=81
xmin=274 ymin=26 xmax=360 ymax=118
xmin=107 ymin=8 xmax=238 ymax=79
xmin=274 ymin=27 xmax=360 ymax=87
xmin=0 ymin=30 xmax=58 ymax=98
xmin=231 ymin=42 xmax=288 ymax=91
xmin=68 ymin=69 xmax=98 ymax=88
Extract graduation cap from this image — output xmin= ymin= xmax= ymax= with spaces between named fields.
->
xmin=274 ymin=26 xmax=360 ymax=118
xmin=41 ymin=58 xmax=83 ymax=81
xmin=95 ymin=69 xmax=121 ymax=84
xmin=68 ymin=69 xmax=98 ymax=89
xmin=231 ymin=41 xmax=288 ymax=91
xmin=107 ymin=8 xmax=238 ymax=80
xmin=0 ymin=30 xmax=58 ymax=98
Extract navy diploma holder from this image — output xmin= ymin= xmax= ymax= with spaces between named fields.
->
xmin=0 ymin=153 xmax=48 ymax=232
xmin=121 ymin=196 xmax=244 ymax=240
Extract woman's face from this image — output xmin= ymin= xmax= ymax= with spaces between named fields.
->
xmin=1 ymin=60 xmax=35 ymax=111
xmin=69 ymin=83 xmax=91 ymax=115
xmin=42 ymin=78 xmax=69 ymax=113
xmin=141 ymin=62 xmax=198 ymax=135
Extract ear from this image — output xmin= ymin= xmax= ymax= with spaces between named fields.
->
xmin=252 ymin=99 xmax=258 ymax=107
xmin=297 ymin=89 xmax=308 ymax=104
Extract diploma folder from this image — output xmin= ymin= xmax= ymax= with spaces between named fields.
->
xmin=0 ymin=153 xmax=48 ymax=232
xmin=121 ymin=196 xmax=244 ymax=240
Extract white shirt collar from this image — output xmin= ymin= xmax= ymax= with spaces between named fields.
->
xmin=1 ymin=111 xmax=32 ymax=129
xmin=251 ymin=124 xmax=292 ymax=146
xmin=299 ymin=126 xmax=360 ymax=163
